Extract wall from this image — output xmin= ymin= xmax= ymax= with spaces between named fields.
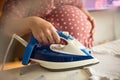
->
xmin=114 ymin=9 xmax=120 ymax=39
xmin=90 ymin=9 xmax=120 ymax=45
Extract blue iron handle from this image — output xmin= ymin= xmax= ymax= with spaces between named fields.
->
xmin=22 ymin=31 xmax=73 ymax=65
xmin=22 ymin=36 xmax=38 ymax=65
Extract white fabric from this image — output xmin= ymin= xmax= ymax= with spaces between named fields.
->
xmin=92 ymin=39 xmax=120 ymax=55
xmin=87 ymin=39 xmax=120 ymax=80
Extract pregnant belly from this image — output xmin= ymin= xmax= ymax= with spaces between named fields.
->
xmin=45 ymin=5 xmax=92 ymax=33
xmin=45 ymin=5 xmax=93 ymax=47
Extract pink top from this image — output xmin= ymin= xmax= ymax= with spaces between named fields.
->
xmin=1 ymin=0 xmax=94 ymax=48
xmin=2 ymin=0 xmax=83 ymax=18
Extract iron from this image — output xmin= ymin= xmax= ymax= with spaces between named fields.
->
xmin=22 ymin=31 xmax=99 ymax=70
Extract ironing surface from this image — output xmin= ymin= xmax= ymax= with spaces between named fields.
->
xmin=0 ymin=63 xmax=90 ymax=80
xmin=22 ymin=31 xmax=99 ymax=70
xmin=1 ymin=38 xmax=120 ymax=80
xmin=92 ymin=39 xmax=120 ymax=55
xmin=1 ymin=51 xmax=120 ymax=80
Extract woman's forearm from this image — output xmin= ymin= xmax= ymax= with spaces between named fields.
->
xmin=3 ymin=16 xmax=60 ymax=44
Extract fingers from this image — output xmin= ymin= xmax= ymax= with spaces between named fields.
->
xmin=37 ymin=35 xmax=43 ymax=43
xmin=84 ymin=39 xmax=89 ymax=48
xmin=44 ymin=30 xmax=55 ymax=44
xmin=32 ymin=31 xmax=43 ymax=44
xmin=32 ymin=31 xmax=49 ymax=45
xmin=40 ymin=32 xmax=49 ymax=45
xmin=34 ymin=28 xmax=60 ymax=45
xmin=50 ymin=27 xmax=60 ymax=44
xmin=41 ymin=30 xmax=60 ymax=45
xmin=29 ymin=17 xmax=60 ymax=45
xmin=84 ymin=36 xmax=94 ymax=48
xmin=91 ymin=19 xmax=96 ymax=34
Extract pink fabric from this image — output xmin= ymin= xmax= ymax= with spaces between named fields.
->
xmin=2 ymin=0 xmax=83 ymax=18
xmin=45 ymin=5 xmax=93 ymax=47
xmin=2 ymin=0 xmax=94 ymax=48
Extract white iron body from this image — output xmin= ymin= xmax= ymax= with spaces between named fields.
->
xmin=2 ymin=31 xmax=99 ymax=71
xmin=31 ymin=38 xmax=98 ymax=69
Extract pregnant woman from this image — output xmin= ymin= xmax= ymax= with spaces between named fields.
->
xmin=0 ymin=0 xmax=95 ymax=48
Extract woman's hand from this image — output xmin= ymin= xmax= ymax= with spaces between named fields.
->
xmin=88 ymin=16 xmax=96 ymax=35
xmin=26 ymin=16 xmax=60 ymax=45
xmin=86 ymin=16 xmax=96 ymax=48
xmin=4 ymin=16 xmax=60 ymax=45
